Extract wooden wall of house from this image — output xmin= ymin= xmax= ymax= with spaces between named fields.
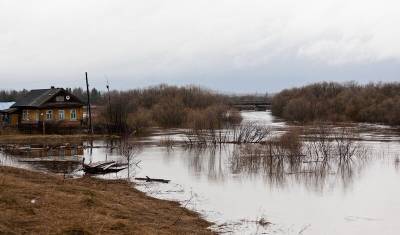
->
xmin=17 ymin=107 xmax=84 ymax=134
xmin=10 ymin=114 xmax=19 ymax=126
xmin=20 ymin=107 xmax=84 ymax=123
xmin=63 ymin=108 xmax=84 ymax=122
xmin=20 ymin=109 xmax=40 ymax=124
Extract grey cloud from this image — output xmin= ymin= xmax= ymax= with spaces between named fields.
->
xmin=1 ymin=0 xmax=399 ymax=92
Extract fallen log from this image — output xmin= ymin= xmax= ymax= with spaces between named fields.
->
xmin=82 ymin=158 xmax=128 ymax=174
xmin=135 ymin=176 xmax=170 ymax=183
xmin=83 ymin=164 xmax=127 ymax=174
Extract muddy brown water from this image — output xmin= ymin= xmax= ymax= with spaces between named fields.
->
xmin=1 ymin=111 xmax=400 ymax=234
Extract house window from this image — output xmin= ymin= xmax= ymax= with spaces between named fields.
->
xmin=46 ymin=110 xmax=53 ymax=120
xmin=70 ymin=109 xmax=77 ymax=120
xmin=56 ymin=96 xmax=64 ymax=102
xmin=3 ymin=114 xmax=9 ymax=124
xmin=59 ymin=110 xmax=65 ymax=120
xmin=71 ymin=147 xmax=77 ymax=155
xmin=35 ymin=111 xmax=39 ymax=121
xmin=22 ymin=110 xmax=29 ymax=120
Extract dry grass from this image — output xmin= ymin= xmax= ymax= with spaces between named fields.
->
xmin=0 ymin=166 xmax=213 ymax=235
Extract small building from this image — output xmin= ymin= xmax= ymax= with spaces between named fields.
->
xmin=2 ymin=87 xmax=85 ymax=131
xmin=0 ymin=102 xmax=17 ymax=126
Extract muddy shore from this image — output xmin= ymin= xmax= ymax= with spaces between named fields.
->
xmin=0 ymin=166 xmax=214 ymax=234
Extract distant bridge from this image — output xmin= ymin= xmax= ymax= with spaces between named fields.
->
xmin=232 ymin=100 xmax=271 ymax=111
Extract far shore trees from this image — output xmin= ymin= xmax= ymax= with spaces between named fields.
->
xmin=271 ymin=82 xmax=400 ymax=125
xmin=97 ymin=85 xmax=241 ymax=134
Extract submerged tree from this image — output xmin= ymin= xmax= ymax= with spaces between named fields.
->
xmin=119 ymin=138 xmax=142 ymax=179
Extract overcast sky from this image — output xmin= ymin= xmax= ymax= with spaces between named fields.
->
xmin=1 ymin=0 xmax=399 ymax=93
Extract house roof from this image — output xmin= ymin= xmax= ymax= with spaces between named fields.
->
xmin=0 ymin=108 xmax=18 ymax=114
xmin=0 ymin=102 xmax=15 ymax=111
xmin=11 ymin=88 xmax=84 ymax=108
xmin=11 ymin=88 xmax=63 ymax=108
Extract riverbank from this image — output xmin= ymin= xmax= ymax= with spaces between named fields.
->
xmin=0 ymin=166 xmax=214 ymax=234
xmin=0 ymin=134 xmax=120 ymax=144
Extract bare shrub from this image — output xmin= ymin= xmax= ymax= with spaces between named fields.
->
xmin=333 ymin=127 xmax=365 ymax=162
xmin=184 ymin=129 xmax=208 ymax=147
xmin=229 ymin=129 xmax=303 ymax=175
xmin=184 ymin=121 xmax=270 ymax=146
xmin=229 ymin=126 xmax=368 ymax=188
xmin=268 ymin=128 xmax=302 ymax=158
xmin=304 ymin=125 xmax=334 ymax=161
xmin=119 ymin=139 xmax=142 ymax=179
xmin=184 ymin=104 xmax=244 ymax=146
xmin=231 ymin=122 xmax=271 ymax=144
xmin=303 ymin=125 xmax=366 ymax=162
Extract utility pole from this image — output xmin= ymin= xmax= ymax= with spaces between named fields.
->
xmin=106 ymin=80 xmax=112 ymax=133
xmin=86 ymin=72 xmax=94 ymax=135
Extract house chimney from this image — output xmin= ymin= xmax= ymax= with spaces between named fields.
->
xmin=51 ymin=86 xmax=55 ymax=89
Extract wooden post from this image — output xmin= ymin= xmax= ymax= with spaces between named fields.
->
xmin=41 ymin=113 xmax=45 ymax=135
xmin=86 ymin=72 xmax=94 ymax=135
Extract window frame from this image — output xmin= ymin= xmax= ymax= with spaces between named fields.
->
xmin=46 ymin=110 xmax=53 ymax=120
xmin=22 ymin=110 xmax=29 ymax=121
xmin=70 ymin=109 xmax=77 ymax=120
xmin=58 ymin=110 xmax=65 ymax=120
xmin=56 ymin=96 xmax=65 ymax=102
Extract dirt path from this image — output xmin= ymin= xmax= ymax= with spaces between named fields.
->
xmin=0 ymin=166 xmax=214 ymax=234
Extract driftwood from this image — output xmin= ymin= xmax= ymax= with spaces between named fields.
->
xmin=135 ymin=176 xmax=170 ymax=183
xmin=82 ymin=158 xmax=128 ymax=174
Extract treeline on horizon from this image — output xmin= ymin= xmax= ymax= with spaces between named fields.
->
xmin=271 ymin=82 xmax=400 ymax=125
xmin=0 ymin=85 xmax=268 ymax=106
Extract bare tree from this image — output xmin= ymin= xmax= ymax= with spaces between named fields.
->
xmin=119 ymin=138 xmax=142 ymax=179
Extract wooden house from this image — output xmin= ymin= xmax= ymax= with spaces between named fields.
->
xmin=1 ymin=87 xmax=85 ymax=130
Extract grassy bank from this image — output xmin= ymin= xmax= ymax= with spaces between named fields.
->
xmin=0 ymin=166 xmax=213 ymax=234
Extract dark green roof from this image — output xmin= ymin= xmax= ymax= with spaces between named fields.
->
xmin=11 ymin=88 xmax=83 ymax=108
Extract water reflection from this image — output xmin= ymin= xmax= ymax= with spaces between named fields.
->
xmin=180 ymin=124 xmax=371 ymax=193
xmin=0 ymin=142 xmax=84 ymax=174
xmin=183 ymin=146 xmax=227 ymax=182
xmin=180 ymin=142 xmax=368 ymax=193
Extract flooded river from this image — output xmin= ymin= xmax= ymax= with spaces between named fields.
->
xmin=1 ymin=111 xmax=400 ymax=234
